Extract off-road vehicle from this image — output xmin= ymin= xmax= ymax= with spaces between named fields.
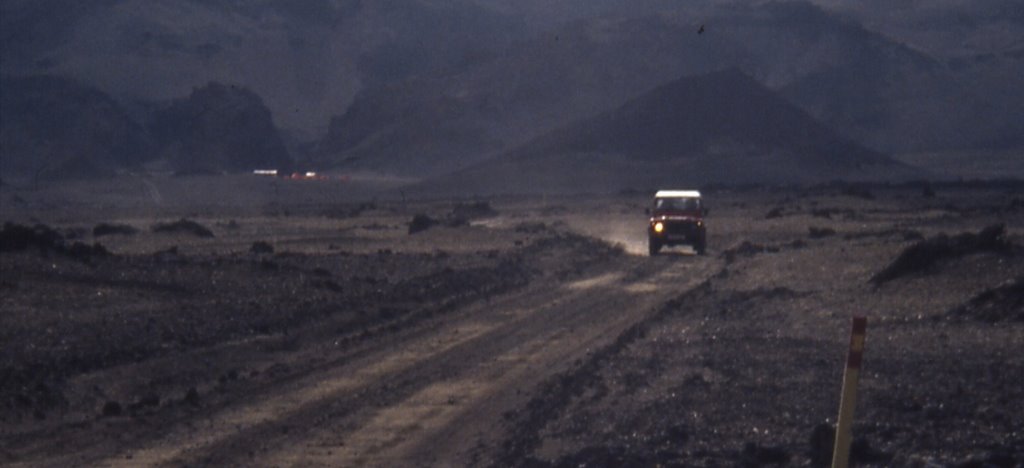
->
xmin=647 ymin=190 xmax=706 ymax=256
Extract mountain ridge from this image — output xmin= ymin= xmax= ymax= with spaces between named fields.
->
xmin=318 ymin=2 xmax=1021 ymax=177
xmin=415 ymin=69 xmax=917 ymax=195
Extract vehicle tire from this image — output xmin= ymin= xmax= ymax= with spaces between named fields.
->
xmin=695 ymin=240 xmax=706 ymax=255
xmin=648 ymin=239 xmax=661 ymax=256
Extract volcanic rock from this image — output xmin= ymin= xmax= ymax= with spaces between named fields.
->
xmin=102 ymin=401 xmax=122 ymax=417
xmin=947 ymin=277 xmax=1024 ymax=322
xmin=152 ymin=219 xmax=215 ymax=238
xmin=408 ymin=214 xmax=437 ymax=234
xmin=184 ymin=387 xmax=201 ymax=407
xmin=871 ymin=224 xmax=1013 ymax=284
xmin=250 ymin=241 xmax=274 ymax=254
xmin=741 ymin=442 xmax=790 ymax=465
xmin=93 ymin=223 xmax=138 ymax=237
xmin=149 ymin=82 xmax=292 ymax=175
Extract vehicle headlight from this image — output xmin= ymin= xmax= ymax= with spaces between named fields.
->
xmin=653 ymin=222 xmax=664 ymax=233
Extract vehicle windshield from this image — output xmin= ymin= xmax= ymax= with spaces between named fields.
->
xmin=654 ymin=197 xmax=700 ymax=211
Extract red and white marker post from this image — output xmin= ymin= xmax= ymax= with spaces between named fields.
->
xmin=832 ymin=316 xmax=867 ymax=468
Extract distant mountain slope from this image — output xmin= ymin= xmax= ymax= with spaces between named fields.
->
xmin=818 ymin=0 xmax=1024 ymax=59
xmin=0 ymin=75 xmax=151 ymax=181
xmin=743 ymin=2 xmax=1023 ymax=153
xmin=0 ymin=0 xmax=523 ymax=135
xmin=317 ymin=14 xmax=749 ymax=176
xmin=515 ymin=69 xmax=889 ymax=165
xmin=3 ymin=0 xmax=1019 ymax=176
xmin=0 ymin=75 xmax=294 ymax=181
xmin=320 ymin=1 xmax=1019 ymax=177
xmin=417 ymin=70 xmax=916 ymax=195
xmin=149 ymin=82 xmax=293 ymax=175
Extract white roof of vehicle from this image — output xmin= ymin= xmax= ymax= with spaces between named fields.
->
xmin=655 ymin=190 xmax=701 ymax=198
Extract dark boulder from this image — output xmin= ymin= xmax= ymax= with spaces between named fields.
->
xmin=1 ymin=222 xmax=110 ymax=262
xmin=741 ymin=442 xmax=790 ymax=466
xmin=152 ymin=219 xmax=215 ymax=238
xmin=808 ymin=423 xmax=834 ymax=466
xmin=250 ymin=241 xmax=274 ymax=254
xmin=184 ymin=387 xmax=201 ymax=407
xmin=808 ymin=226 xmax=837 ymax=238
xmin=408 ymin=214 xmax=437 ymax=234
xmin=0 ymin=222 xmax=63 ymax=252
xmin=93 ymin=223 xmax=138 ymax=237
xmin=101 ymin=400 xmax=122 ymax=417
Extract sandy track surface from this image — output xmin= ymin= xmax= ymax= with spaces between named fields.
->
xmin=205 ymin=261 xmax=714 ymax=468
xmin=9 ymin=253 xmax=718 ymax=467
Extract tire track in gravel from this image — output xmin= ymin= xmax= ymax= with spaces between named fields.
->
xmin=490 ymin=277 xmax=717 ymax=467
xmin=2 ymin=235 xmax=593 ymax=468
xmin=5 ymin=248 xmax=716 ymax=468
xmin=155 ymin=253 xmax=716 ymax=464
xmin=92 ymin=254 xmax=718 ymax=467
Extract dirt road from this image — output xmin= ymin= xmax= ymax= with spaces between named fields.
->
xmin=4 ymin=182 xmax=1022 ymax=466
xmin=6 ymin=243 xmax=719 ymax=467
xmin=195 ymin=258 xmax=715 ymax=468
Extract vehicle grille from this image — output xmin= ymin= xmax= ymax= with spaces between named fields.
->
xmin=664 ymin=221 xmax=699 ymax=236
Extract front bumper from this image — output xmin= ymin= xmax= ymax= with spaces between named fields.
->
xmin=649 ymin=219 xmax=704 ymax=245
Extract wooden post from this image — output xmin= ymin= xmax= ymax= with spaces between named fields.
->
xmin=832 ymin=316 xmax=867 ymax=468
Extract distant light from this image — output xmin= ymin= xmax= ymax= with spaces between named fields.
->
xmin=305 ymin=171 xmax=317 ymax=178
xmin=253 ymin=169 xmax=278 ymax=176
